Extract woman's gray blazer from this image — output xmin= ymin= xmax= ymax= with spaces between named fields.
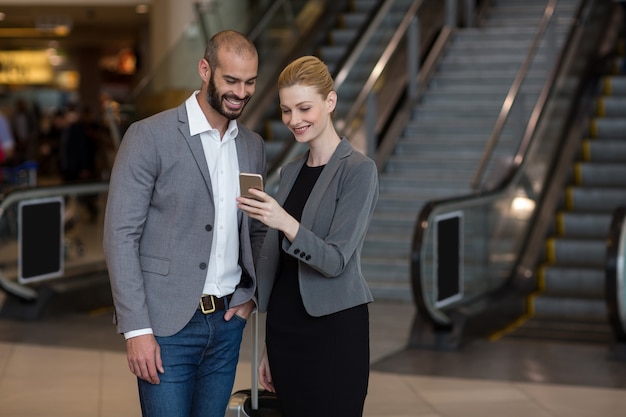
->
xmin=256 ymin=138 xmax=378 ymax=316
xmin=103 ymin=102 xmax=266 ymax=337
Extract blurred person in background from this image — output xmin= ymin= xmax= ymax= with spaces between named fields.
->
xmin=0 ymin=109 xmax=15 ymax=166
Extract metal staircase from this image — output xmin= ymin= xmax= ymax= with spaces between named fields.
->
xmin=260 ymin=0 xmax=411 ymax=164
xmin=362 ymin=0 xmax=581 ymax=301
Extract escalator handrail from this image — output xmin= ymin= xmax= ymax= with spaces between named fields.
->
xmin=411 ymin=0 xmax=596 ymax=326
xmin=606 ymin=206 xmax=626 ymax=342
xmin=0 ymin=182 xmax=109 ymax=300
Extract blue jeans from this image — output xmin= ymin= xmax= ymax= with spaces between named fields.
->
xmin=137 ymin=309 xmax=247 ymax=417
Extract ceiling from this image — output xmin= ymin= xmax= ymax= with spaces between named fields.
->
xmin=0 ymin=5 xmax=150 ymax=53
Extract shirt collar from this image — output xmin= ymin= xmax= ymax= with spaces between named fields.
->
xmin=185 ymin=91 xmax=239 ymax=140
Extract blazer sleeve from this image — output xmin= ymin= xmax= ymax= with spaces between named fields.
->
xmin=281 ymin=157 xmax=379 ymax=278
xmin=103 ymin=120 xmax=159 ymax=333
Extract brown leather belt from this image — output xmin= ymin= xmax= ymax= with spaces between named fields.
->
xmin=199 ymin=294 xmax=232 ymax=314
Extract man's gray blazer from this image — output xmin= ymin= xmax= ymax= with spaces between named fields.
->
xmin=256 ymin=138 xmax=378 ymax=317
xmin=103 ymin=102 xmax=266 ymax=337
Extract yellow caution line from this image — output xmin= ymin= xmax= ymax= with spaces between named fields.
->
xmin=564 ymin=186 xmax=575 ymax=211
xmin=489 ymin=266 xmax=546 ymax=341
xmin=545 ymin=238 xmax=556 ymax=264
xmin=573 ymin=162 xmax=583 ymax=185
xmin=589 ymin=119 xmax=598 ymax=138
xmin=603 ymin=76 xmax=612 ymax=95
xmin=597 ymin=97 xmax=606 ymax=117
xmin=581 ymin=139 xmax=591 ymax=161
xmin=556 ymin=212 xmax=565 ymax=236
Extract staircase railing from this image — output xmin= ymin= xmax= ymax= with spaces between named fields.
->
xmin=408 ymin=0 xmax=613 ymax=348
xmin=264 ymin=0 xmax=467 ymax=191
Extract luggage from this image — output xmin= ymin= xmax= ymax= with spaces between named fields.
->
xmin=226 ymin=312 xmax=281 ymax=416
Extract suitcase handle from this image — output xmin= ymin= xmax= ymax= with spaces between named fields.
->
xmin=251 ymin=311 xmax=259 ymax=410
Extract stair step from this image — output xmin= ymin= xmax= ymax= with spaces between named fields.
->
xmin=328 ymin=28 xmax=358 ymax=46
xmin=350 ymin=0 xmax=379 ymax=13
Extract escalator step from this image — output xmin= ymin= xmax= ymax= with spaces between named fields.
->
xmin=539 ymin=265 xmax=604 ymax=297
xmin=581 ymin=139 xmax=626 ymax=162
xmin=531 ymin=296 xmax=607 ymax=321
xmin=574 ymin=162 xmax=626 ymax=186
xmin=555 ymin=212 xmax=611 ymax=237
xmin=565 ymin=187 xmax=626 ymax=211
xmin=602 ymin=75 xmax=626 ymax=95
xmin=508 ymin=318 xmax=611 ymax=344
xmin=589 ymin=118 xmax=626 ymax=139
xmin=596 ymin=97 xmax=626 ymax=117
xmin=545 ymin=237 xmax=606 ymax=266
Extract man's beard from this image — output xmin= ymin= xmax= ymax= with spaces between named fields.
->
xmin=207 ymin=74 xmax=250 ymax=120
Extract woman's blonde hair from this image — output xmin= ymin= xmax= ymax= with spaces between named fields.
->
xmin=278 ymin=56 xmax=334 ymax=99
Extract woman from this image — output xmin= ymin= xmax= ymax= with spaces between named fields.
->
xmin=237 ymin=55 xmax=379 ymax=417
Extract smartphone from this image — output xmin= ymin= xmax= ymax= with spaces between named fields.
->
xmin=239 ymin=173 xmax=264 ymax=200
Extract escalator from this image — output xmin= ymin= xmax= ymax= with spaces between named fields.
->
xmin=503 ymin=30 xmax=626 ymax=344
xmin=404 ymin=0 xmax=622 ymax=351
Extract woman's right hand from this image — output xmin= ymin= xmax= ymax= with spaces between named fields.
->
xmin=258 ymin=347 xmax=276 ymax=393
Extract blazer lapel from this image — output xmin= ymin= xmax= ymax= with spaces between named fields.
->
xmin=300 ymin=138 xmax=352 ymax=228
xmin=235 ymin=124 xmax=252 ymax=226
xmin=179 ymin=104 xmax=214 ymax=200
xmin=235 ymin=128 xmax=252 ymax=174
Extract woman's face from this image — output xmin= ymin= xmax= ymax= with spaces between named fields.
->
xmin=279 ymin=84 xmax=335 ymax=144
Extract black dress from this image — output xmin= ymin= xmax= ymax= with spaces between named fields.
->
xmin=265 ymin=164 xmax=370 ymax=417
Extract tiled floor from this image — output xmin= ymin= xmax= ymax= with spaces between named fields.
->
xmin=1 ymin=296 xmax=626 ymax=417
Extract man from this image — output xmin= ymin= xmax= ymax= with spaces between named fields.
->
xmin=103 ymin=30 xmax=266 ymax=417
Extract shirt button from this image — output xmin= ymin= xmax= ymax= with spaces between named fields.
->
xmin=199 ymin=263 xmax=207 ymax=270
